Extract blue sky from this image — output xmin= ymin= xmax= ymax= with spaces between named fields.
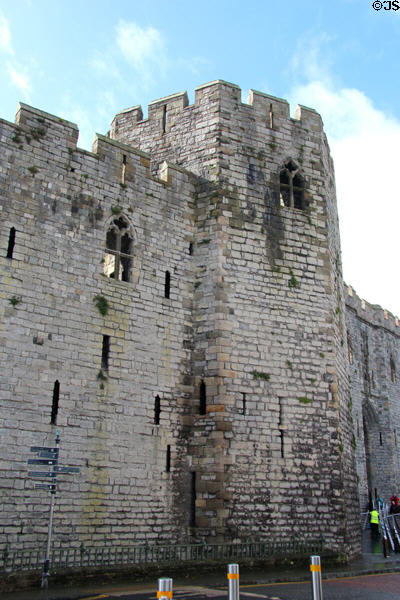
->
xmin=1 ymin=0 xmax=399 ymax=316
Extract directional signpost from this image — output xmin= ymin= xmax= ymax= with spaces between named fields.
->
xmin=27 ymin=431 xmax=80 ymax=589
xmin=53 ymin=466 xmax=80 ymax=473
xmin=28 ymin=459 xmax=58 ymax=465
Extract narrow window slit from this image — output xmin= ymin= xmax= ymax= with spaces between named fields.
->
xmin=101 ymin=335 xmax=110 ymax=372
xmin=162 ymin=105 xmax=168 ymax=134
xmin=121 ymin=154 xmax=127 ymax=184
xmin=51 ymin=380 xmax=60 ymax=425
xmin=390 ymin=356 xmax=396 ymax=383
xmin=278 ymin=398 xmax=284 ymax=457
xmin=347 ymin=335 xmax=354 ymax=365
xmin=7 ymin=227 xmax=16 ymax=259
xmin=164 ymin=270 xmax=170 ymax=299
xmin=199 ymin=380 xmax=206 ymax=415
xmin=188 ymin=242 xmax=193 ymax=256
xmin=190 ymin=472 xmax=196 ymax=526
xmin=242 ymin=392 xmax=246 ymax=415
xmin=269 ymin=103 xmax=274 ymax=129
xmin=154 ymin=395 xmax=161 ymax=425
xmin=379 ymin=432 xmax=383 ymax=446
xmin=166 ymin=445 xmax=171 ymax=472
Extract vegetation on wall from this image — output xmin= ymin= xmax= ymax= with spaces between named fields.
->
xmin=93 ymin=295 xmax=110 ymax=316
xmin=252 ymin=371 xmax=270 ymax=381
xmin=298 ymin=396 xmax=312 ymax=404
xmin=9 ymin=295 xmax=21 ymax=307
xmin=288 ymin=269 xmax=299 ymax=289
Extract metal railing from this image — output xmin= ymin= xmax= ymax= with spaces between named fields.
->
xmin=1 ymin=538 xmax=324 ymax=573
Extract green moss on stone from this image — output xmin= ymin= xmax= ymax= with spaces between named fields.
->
xmin=252 ymin=371 xmax=270 ymax=381
xmin=298 ymin=396 xmax=312 ymax=404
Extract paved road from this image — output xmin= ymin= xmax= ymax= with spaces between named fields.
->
xmin=240 ymin=573 xmax=400 ymax=599
xmin=77 ymin=573 xmax=400 ymax=600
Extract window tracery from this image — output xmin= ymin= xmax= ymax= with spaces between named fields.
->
xmin=104 ymin=216 xmax=133 ymax=282
xmin=279 ymin=160 xmax=305 ymax=209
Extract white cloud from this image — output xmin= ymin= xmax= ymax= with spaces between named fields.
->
xmin=115 ymin=21 xmax=167 ymax=84
xmin=287 ymin=37 xmax=400 ymax=317
xmin=0 ymin=14 xmax=13 ymax=55
xmin=7 ymin=62 xmax=32 ymax=98
xmin=290 ymin=32 xmax=334 ymax=86
xmin=294 ymin=81 xmax=396 ymax=141
xmin=0 ymin=14 xmax=35 ymax=100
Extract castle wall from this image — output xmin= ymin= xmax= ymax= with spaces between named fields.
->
xmin=0 ymin=104 xmax=197 ymax=552
xmin=345 ymin=286 xmax=400 ymax=508
xmin=2 ymin=81 xmax=397 ymax=561
xmin=110 ymin=81 xmax=360 ymax=555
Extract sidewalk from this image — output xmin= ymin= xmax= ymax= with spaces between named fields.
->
xmin=2 ymin=534 xmax=400 ymax=600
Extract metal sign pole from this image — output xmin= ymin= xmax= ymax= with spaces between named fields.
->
xmin=41 ymin=430 xmax=59 ymax=589
xmin=27 ymin=429 xmax=79 ymax=589
xmin=41 ymin=490 xmax=56 ymax=588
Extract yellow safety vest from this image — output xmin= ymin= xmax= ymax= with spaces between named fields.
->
xmin=370 ymin=510 xmax=379 ymax=524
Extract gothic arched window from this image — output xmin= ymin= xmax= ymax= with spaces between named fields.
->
xmin=279 ymin=160 xmax=305 ymax=210
xmin=104 ymin=216 xmax=133 ymax=282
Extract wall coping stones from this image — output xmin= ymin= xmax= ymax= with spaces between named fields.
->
xmin=345 ymin=283 xmax=400 ymax=333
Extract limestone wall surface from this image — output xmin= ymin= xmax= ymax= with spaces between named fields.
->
xmin=110 ymin=80 xmax=360 ymax=555
xmin=3 ymin=81 xmax=397 ymax=561
xmin=345 ymin=285 xmax=400 ymax=509
xmin=0 ymin=104 xmax=197 ymax=552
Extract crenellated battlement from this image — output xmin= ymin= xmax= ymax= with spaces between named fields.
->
xmin=345 ymin=283 xmax=400 ymax=334
xmin=108 ymin=79 xmax=328 ymax=191
xmin=0 ymin=102 xmax=195 ymax=196
xmin=148 ymin=90 xmax=189 ymax=116
xmin=110 ymin=80 xmax=325 ymax=148
xmin=247 ymin=88 xmax=290 ymax=120
xmin=16 ymin=102 xmax=79 ymax=150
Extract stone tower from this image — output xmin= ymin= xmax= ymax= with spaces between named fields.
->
xmin=109 ymin=80 xmax=360 ymax=553
xmin=0 ymin=81 xmax=360 ymax=559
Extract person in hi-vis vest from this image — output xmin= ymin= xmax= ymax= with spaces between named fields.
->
xmin=370 ymin=508 xmax=379 ymax=537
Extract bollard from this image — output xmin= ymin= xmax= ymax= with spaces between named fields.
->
xmin=227 ymin=563 xmax=239 ymax=600
xmin=157 ymin=578 xmax=173 ymax=600
xmin=310 ymin=555 xmax=323 ymax=600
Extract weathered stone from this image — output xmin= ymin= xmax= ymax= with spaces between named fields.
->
xmin=0 ymin=81 xmax=398 ymax=562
